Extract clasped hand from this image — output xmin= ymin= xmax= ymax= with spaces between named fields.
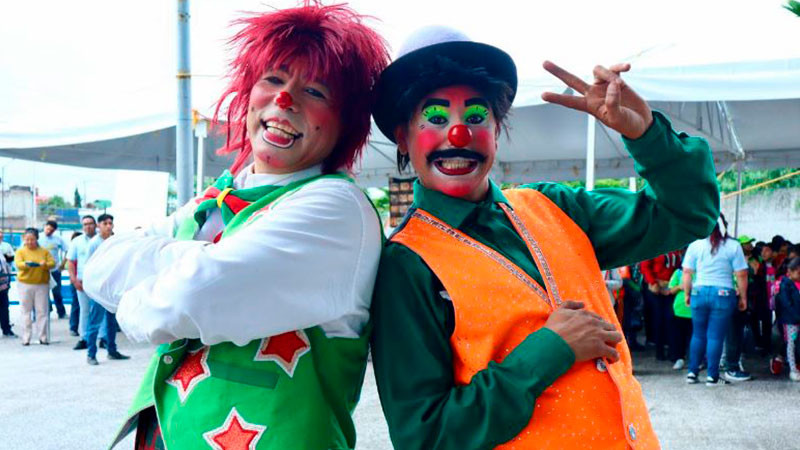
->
xmin=544 ymin=300 xmax=623 ymax=363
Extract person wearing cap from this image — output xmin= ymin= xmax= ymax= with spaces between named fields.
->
xmin=82 ymin=4 xmax=388 ymax=449
xmin=370 ymin=26 xmax=719 ymax=449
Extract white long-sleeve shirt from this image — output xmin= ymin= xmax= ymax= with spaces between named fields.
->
xmin=83 ymin=164 xmax=382 ymax=346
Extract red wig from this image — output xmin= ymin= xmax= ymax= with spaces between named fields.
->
xmin=213 ymin=1 xmax=389 ymax=174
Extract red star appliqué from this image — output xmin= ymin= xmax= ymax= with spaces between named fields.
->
xmin=165 ymin=346 xmax=210 ymax=403
xmin=253 ymin=330 xmax=310 ymax=377
xmin=203 ymin=407 xmax=266 ymax=450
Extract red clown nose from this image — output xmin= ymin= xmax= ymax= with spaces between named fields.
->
xmin=448 ymin=124 xmax=472 ymax=148
xmin=275 ymin=91 xmax=293 ymax=109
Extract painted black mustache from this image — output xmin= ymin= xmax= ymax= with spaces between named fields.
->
xmin=426 ymin=149 xmax=486 ymax=163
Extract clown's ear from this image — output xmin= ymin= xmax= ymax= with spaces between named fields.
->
xmin=394 ymin=125 xmax=409 ymax=155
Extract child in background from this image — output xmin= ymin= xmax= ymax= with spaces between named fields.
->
xmin=668 ymin=267 xmax=692 ymax=370
xmin=775 ymin=257 xmax=800 ymax=381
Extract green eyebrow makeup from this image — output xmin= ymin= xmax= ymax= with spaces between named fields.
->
xmin=423 ymin=104 xmax=450 ymax=123
xmin=463 ymin=104 xmax=489 ymax=122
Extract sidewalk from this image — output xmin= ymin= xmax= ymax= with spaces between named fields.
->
xmin=1 ymin=312 xmax=797 ymax=449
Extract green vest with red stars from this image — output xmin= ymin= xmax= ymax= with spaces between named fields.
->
xmin=111 ymin=174 xmax=372 ymax=450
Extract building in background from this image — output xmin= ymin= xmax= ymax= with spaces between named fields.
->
xmin=1 ymin=185 xmax=34 ymax=231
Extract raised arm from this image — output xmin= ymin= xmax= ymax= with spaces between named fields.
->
xmin=528 ymin=110 xmax=718 ymax=269
xmin=537 ymin=62 xmax=719 ymax=268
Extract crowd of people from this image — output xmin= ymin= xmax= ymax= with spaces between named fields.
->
xmin=607 ymin=216 xmax=800 ymax=385
xmin=0 ymin=216 xmax=129 ymax=365
xmin=2 ymin=214 xmax=796 ymax=384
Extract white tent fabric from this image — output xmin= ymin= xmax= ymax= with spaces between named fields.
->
xmin=1 ymin=0 xmax=799 ymax=187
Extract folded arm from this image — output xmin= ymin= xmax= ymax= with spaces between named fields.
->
xmin=83 ymin=181 xmax=380 ymax=345
xmin=371 ymin=245 xmax=574 ymax=449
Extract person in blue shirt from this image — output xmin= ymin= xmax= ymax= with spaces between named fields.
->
xmin=67 ymin=216 xmax=99 ymax=350
xmin=682 ymin=214 xmax=748 ymax=386
xmin=82 ymin=213 xmax=129 ymax=365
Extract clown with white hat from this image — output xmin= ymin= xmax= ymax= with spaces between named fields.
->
xmin=370 ymin=26 xmax=720 ymax=449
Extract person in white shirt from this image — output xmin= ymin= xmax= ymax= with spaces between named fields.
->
xmin=83 ymin=214 xmax=128 ymax=365
xmin=0 ymin=230 xmax=14 ymax=262
xmin=82 ymin=4 xmax=389 ymax=448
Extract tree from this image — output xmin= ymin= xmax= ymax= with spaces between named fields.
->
xmin=785 ymin=1 xmax=800 ymax=17
xmin=367 ymin=187 xmax=390 ymax=216
xmin=718 ymin=167 xmax=800 ymax=194
xmin=74 ymin=187 xmax=82 ymax=208
xmin=39 ymin=195 xmax=71 ymax=217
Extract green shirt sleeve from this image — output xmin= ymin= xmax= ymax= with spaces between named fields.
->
xmin=371 ymin=243 xmax=575 ymax=450
xmin=523 ymin=111 xmax=719 ymax=270
xmin=668 ymin=269 xmax=681 ymax=289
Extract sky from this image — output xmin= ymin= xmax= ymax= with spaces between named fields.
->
xmin=2 ymin=0 xmax=797 ymax=138
xmin=0 ymin=156 xmax=122 ymax=203
xmin=0 ymin=0 xmax=797 ymax=216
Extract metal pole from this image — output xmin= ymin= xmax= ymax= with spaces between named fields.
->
xmin=585 ymin=116 xmax=596 ymax=190
xmin=195 ymin=119 xmax=207 ymax=195
xmin=32 ymin=166 xmax=37 ymax=228
xmin=2 ymin=166 xmax=5 ymax=232
xmin=734 ymin=160 xmax=743 ymax=237
xmin=176 ymin=0 xmax=194 ymax=205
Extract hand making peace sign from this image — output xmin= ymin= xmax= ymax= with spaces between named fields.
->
xmin=541 ymin=61 xmax=654 ymax=140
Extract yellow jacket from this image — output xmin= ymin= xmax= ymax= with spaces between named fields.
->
xmin=15 ymin=246 xmax=55 ymax=285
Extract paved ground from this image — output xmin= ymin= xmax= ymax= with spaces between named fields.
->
xmin=1 ymin=311 xmax=798 ymax=449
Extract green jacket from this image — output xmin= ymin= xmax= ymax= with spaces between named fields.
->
xmin=371 ymin=112 xmax=719 ymax=449
xmin=112 ymin=174 xmax=371 ymax=450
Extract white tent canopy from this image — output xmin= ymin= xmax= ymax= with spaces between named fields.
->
xmin=1 ymin=0 xmax=799 ymax=187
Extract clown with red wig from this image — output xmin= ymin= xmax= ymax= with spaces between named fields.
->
xmin=83 ymin=3 xmax=389 ymax=449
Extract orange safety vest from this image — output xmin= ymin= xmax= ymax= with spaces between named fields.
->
xmin=391 ymin=189 xmax=659 ymax=449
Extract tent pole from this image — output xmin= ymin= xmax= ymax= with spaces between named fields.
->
xmin=585 ymin=116 xmax=596 ymax=190
xmin=195 ymin=119 xmax=207 ymax=195
xmin=176 ymin=0 xmax=194 ymax=205
xmin=719 ymin=100 xmax=745 ymax=237
xmin=734 ymin=160 xmax=742 ymax=237
xmin=32 ymin=165 xmax=37 ymax=227
xmin=718 ymin=101 xmax=745 ymax=160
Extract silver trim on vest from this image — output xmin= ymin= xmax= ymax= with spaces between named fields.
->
xmin=410 ymin=211 xmax=550 ymax=306
xmin=499 ymin=203 xmax=563 ymax=308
